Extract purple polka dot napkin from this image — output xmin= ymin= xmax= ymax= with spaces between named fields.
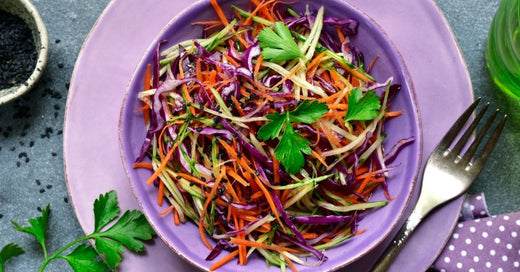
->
xmin=432 ymin=193 xmax=520 ymax=271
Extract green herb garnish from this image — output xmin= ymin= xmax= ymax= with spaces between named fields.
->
xmin=258 ymin=22 xmax=303 ymax=62
xmin=11 ymin=190 xmax=155 ymax=272
xmin=344 ymin=88 xmax=381 ymax=122
xmin=0 ymin=243 xmax=24 ymax=272
xmin=258 ymin=100 xmax=328 ymax=174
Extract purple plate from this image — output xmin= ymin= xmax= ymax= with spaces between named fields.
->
xmin=64 ymin=0 xmax=472 ymax=271
xmin=119 ymin=0 xmax=421 ymax=271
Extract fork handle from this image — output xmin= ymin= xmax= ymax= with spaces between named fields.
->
xmin=370 ymin=209 xmax=423 ymax=272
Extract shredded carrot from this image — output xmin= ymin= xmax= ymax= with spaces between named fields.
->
xmin=174 ymin=172 xmax=212 ymax=188
xmin=336 ymin=25 xmax=345 ymax=44
xmin=226 ymin=166 xmax=250 ymax=186
xmin=157 ymin=181 xmax=165 ymax=206
xmin=174 ymin=208 xmax=180 ymax=225
xmin=158 ymin=205 xmax=175 ymax=216
xmin=133 ymin=162 xmax=153 ymax=169
xmin=145 ymin=140 xmax=179 ymax=185
xmin=142 ymin=64 xmax=152 ymax=126
xmin=199 ymin=168 xmax=226 ymax=250
xmin=354 ymin=228 xmax=367 ymax=236
xmin=385 ymin=110 xmax=403 ymax=117
xmin=238 ymin=219 xmax=247 ymax=265
xmin=210 ymin=0 xmax=229 ymax=25
xmin=311 ymin=150 xmax=328 ymax=167
xmin=282 ymin=253 xmax=299 ymax=272
xmin=272 ymin=156 xmax=280 ymax=184
xmin=209 ymin=249 xmax=239 ymax=271
xmin=306 ymin=51 xmax=327 ymax=77
xmin=229 ymin=237 xmax=301 ymax=253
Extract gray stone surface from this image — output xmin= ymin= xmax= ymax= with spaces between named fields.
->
xmin=0 ymin=0 xmax=517 ymax=271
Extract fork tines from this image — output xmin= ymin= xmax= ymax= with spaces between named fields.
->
xmin=436 ymin=98 xmax=507 ymax=171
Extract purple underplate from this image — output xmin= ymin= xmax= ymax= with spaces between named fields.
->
xmin=119 ymin=0 xmax=421 ymax=271
xmin=64 ymin=0 xmax=472 ymax=271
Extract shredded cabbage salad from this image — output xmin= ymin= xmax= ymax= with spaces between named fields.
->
xmin=133 ymin=0 xmax=414 ymax=270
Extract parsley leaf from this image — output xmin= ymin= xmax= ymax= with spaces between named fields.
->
xmin=95 ymin=209 xmax=155 ymax=252
xmin=258 ymin=22 xmax=303 ymax=62
xmin=11 ymin=204 xmax=50 ymax=248
xmin=344 ymin=88 xmax=381 ymax=122
xmin=60 ymin=244 xmax=107 ymax=272
xmin=90 ymin=192 xmax=156 ymax=270
xmin=289 ymin=100 xmax=329 ymax=124
xmin=275 ymin=124 xmax=312 ymax=174
xmin=258 ymin=112 xmax=286 ymax=140
xmin=93 ymin=190 xmax=120 ymax=232
xmin=0 ymin=243 xmax=24 ymax=271
xmin=258 ymin=100 xmax=328 ymax=174
xmin=93 ymin=237 xmax=123 ymax=269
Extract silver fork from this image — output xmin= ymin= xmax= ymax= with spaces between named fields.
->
xmin=371 ymin=98 xmax=507 ymax=272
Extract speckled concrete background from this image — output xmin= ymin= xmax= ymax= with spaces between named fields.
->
xmin=0 ymin=0 xmax=518 ymax=271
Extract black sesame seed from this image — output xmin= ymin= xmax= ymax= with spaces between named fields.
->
xmin=35 ymin=179 xmax=41 ymax=185
xmin=39 ymin=188 xmax=45 ymax=193
xmin=218 ymin=186 xmax=225 ymax=195
xmin=37 ymin=207 xmax=42 ymax=212
xmin=0 ymin=214 xmax=3 ymax=219
xmin=64 ymin=197 xmax=69 ymax=203
xmin=46 ymin=184 xmax=52 ymax=189
xmin=16 ymin=161 xmax=21 ymax=167
xmin=51 ymin=92 xmax=62 ymax=99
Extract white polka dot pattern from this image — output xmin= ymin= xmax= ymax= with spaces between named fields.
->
xmin=433 ymin=194 xmax=520 ymax=271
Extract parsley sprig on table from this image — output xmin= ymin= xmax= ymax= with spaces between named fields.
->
xmin=8 ymin=190 xmax=155 ymax=272
xmin=258 ymin=100 xmax=328 ymax=174
xmin=0 ymin=242 xmax=24 ymax=272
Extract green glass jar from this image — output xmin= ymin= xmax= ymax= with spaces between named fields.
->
xmin=486 ymin=0 xmax=520 ymax=99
